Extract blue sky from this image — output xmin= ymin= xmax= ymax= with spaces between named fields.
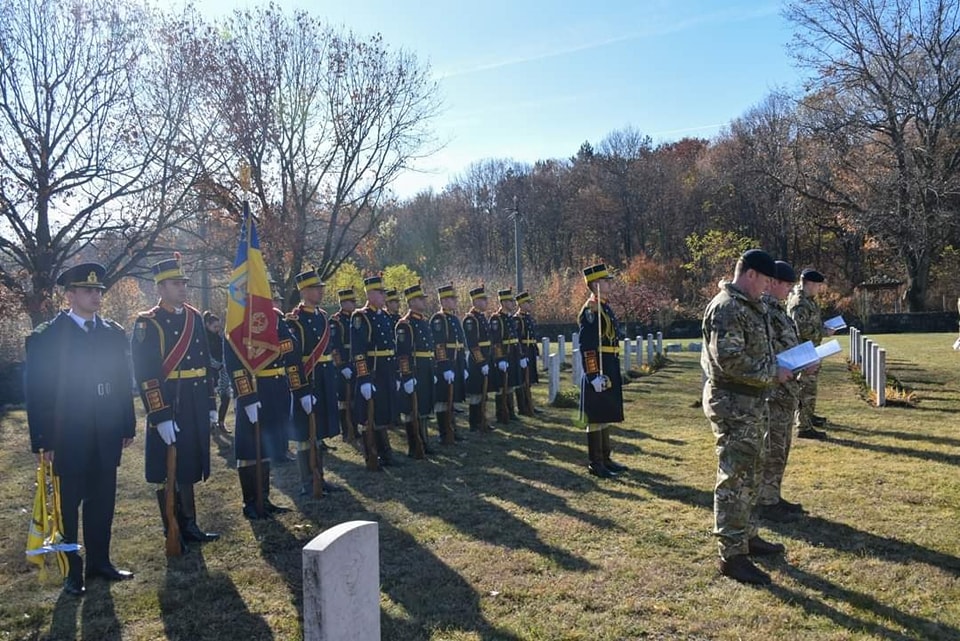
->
xmin=195 ymin=0 xmax=803 ymax=197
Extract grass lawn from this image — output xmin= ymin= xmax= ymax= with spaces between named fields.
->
xmin=1 ymin=332 xmax=959 ymax=640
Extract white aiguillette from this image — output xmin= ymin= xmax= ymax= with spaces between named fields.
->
xmin=777 ymin=339 xmax=842 ymax=372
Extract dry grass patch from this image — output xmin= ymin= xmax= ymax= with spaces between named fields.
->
xmin=0 ymin=333 xmax=959 ymax=640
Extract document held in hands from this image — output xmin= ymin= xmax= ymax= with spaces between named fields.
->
xmin=776 ymin=339 xmax=842 ymax=372
xmin=823 ymin=315 xmax=847 ymax=331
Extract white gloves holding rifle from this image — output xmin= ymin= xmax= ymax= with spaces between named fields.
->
xmin=157 ymin=420 xmax=179 ymax=445
xmin=300 ymin=395 xmax=314 ymax=414
xmin=590 ymin=377 xmax=606 ymax=394
xmin=245 ymin=401 xmax=261 ymax=424
xmin=360 ymin=382 xmax=376 ymax=400
xmin=498 ymin=361 xmax=508 ymax=372
xmin=403 ymin=378 xmax=416 ymax=394
xmin=341 ymin=367 xmax=353 ymax=380
xmin=481 ymin=364 xmax=489 ymax=376
xmin=443 ymin=370 xmax=455 ymax=384
xmin=519 ymin=358 xmax=529 ymax=369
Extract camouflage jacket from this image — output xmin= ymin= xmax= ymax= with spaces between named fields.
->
xmin=763 ymin=293 xmax=800 ymax=398
xmin=701 ymin=281 xmax=776 ymax=391
xmin=786 ymin=287 xmax=823 ymax=345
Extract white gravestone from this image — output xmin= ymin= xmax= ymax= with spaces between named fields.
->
xmin=572 ymin=332 xmax=580 ymax=352
xmin=656 ymin=331 xmax=663 ymax=355
xmin=548 ymin=353 xmax=560 ymax=403
xmin=541 ymin=337 xmax=550 ymax=371
xmin=558 ymin=335 xmax=566 ymax=364
xmin=303 ymin=521 xmax=380 ymax=641
xmin=622 ymin=339 xmax=631 ymax=372
xmin=876 ymin=348 xmax=886 ymax=407
xmin=572 ymin=349 xmax=583 ymax=386
xmin=634 ymin=336 xmax=643 ymax=366
xmin=646 ymin=333 xmax=654 ymax=363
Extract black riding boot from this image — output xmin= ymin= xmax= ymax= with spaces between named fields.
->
xmin=178 ymin=483 xmax=221 ymax=541
xmin=261 ymin=461 xmax=291 ymax=514
xmin=375 ymin=429 xmax=394 ymax=465
xmin=587 ymin=431 xmax=615 ymax=478
xmin=601 ymin=428 xmax=628 ymax=473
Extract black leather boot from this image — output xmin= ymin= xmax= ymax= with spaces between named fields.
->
xmin=587 ymin=431 xmax=615 ymax=478
xmin=405 ymin=422 xmax=422 ymax=458
xmin=261 ymin=461 xmax=291 ymax=514
xmin=178 ymin=484 xmax=221 ymax=541
xmin=719 ymin=555 xmax=771 ymax=585
xmin=601 ymin=428 xmax=628 ymax=473
xmin=238 ymin=466 xmax=265 ymax=519
xmin=419 ymin=420 xmax=435 ymax=455
xmin=468 ymin=404 xmax=481 ymax=432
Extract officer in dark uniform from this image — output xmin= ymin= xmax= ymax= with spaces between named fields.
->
xmin=578 ymin=263 xmax=627 ymax=478
xmin=224 ymin=299 xmax=309 ymax=518
xmin=26 ymin=263 xmax=136 ymax=596
xmin=462 ymin=285 xmax=492 ymax=432
xmin=394 ymin=282 xmax=436 ymax=457
xmin=489 ymin=288 xmax=521 ymax=424
xmin=351 ymin=275 xmax=400 ymax=468
xmin=431 ymin=284 xmax=467 ymax=443
xmin=331 ymin=289 xmax=357 ymax=442
xmin=514 ymin=291 xmax=539 ymax=415
xmin=203 ymin=311 xmax=231 ymax=435
xmin=286 ymin=269 xmax=342 ymax=495
xmin=131 ymin=254 xmax=220 ymax=548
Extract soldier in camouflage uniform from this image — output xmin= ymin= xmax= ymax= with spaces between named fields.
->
xmin=702 ymin=249 xmax=791 ymax=585
xmin=757 ymin=261 xmax=807 ymax=523
xmin=787 ymin=268 xmax=830 ymax=439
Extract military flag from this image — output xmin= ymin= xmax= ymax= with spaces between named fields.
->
xmin=226 ymin=202 xmax=281 ymax=373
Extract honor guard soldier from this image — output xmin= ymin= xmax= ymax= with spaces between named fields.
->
xmin=131 ymin=254 xmax=220 ymax=548
xmin=286 ymin=269 xmax=342 ymax=496
xmin=701 ymin=249 xmax=791 ymax=585
xmin=578 ymin=264 xmax=628 ymax=479
xmin=514 ymin=291 xmax=538 ymax=416
xmin=351 ymin=275 xmax=400 ymax=469
xmin=395 ymin=283 xmax=436 ymax=457
xmin=385 ymin=288 xmax=402 ymax=327
xmin=203 ymin=311 xmax=231 ymax=435
xmin=489 ymin=288 xmax=521 ymax=424
xmin=462 ymin=285 xmax=492 ymax=432
xmin=26 ymin=263 xmax=136 ymax=596
xmin=332 ymin=289 xmax=357 ymax=441
xmin=224 ymin=297 xmax=309 ymax=518
xmin=432 ymin=284 xmax=467 ymax=443
xmin=788 ymin=268 xmax=831 ymax=439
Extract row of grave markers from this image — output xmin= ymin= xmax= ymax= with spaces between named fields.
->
xmin=849 ymin=326 xmax=886 ymax=407
xmin=544 ymin=332 xmax=666 ymax=403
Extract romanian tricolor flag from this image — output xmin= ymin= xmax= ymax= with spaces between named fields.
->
xmin=226 ymin=202 xmax=281 ymax=373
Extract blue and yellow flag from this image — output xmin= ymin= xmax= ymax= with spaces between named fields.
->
xmin=226 ymin=202 xmax=281 ymax=374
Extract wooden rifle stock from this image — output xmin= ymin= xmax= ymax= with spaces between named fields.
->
xmin=165 ymin=446 xmax=182 ymax=557
xmin=443 ymin=376 xmax=455 ymax=444
xmin=254 ymin=419 xmax=264 ymax=517
xmin=364 ymin=395 xmax=379 ymax=470
xmin=308 ymin=412 xmax=323 ymax=498
xmin=344 ymin=382 xmax=356 ymax=441
xmin=480 ymin=371 xmax=489 ymax=431
xmin=410 ymin=387 xmax=426 ymax=459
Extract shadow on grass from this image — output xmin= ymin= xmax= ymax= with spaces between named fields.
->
xmin=48 ymin=591 xmax=80 ymax=640
xmin=831 ymin=423 xmax=960 ymax=449
xmin=768 ymin=513 xmax=960 ymax=576
xmin=827 ymin=430 xmax=960 ymax=467
xmin=764 ymin=562 xmax=960 ymax=640
xmin=160 ymin=548 xmax=274 ymax=641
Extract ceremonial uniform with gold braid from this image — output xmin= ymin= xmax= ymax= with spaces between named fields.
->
xmin=394 ymin=283 xmax=436 ymax=455
xmin=350 ymin=276 xmax=400 ymax=464
xmin=489 ymin=289 xmax=521 ymax=423
xmin=330 ymin=289 xmax=355 ymax=439
xmin=131 ymin=255 xmax=220 ymax=544
xmin=462 ymin=285 xmax=491 ymax=431
xmin=431 ymin=284 xmax=467 ymax=441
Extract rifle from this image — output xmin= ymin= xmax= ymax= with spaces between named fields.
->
xmin=363 ymin=395 xmax=379 ymax=470
xmin=523 ymin=360 xmax=534 ymax=416
xmin=308 ymin=411 xmax=324 ymax=498
xmin=480 ymin=369 xmax=490 ymax=431
xmin=164 ymin=446 xmax=182 ymax=557
xmin=500 ymin=360 xmax=509 ymax=423
xmin=443 ymin=373 xmax=455 ymax=445
xmin=344 ymin=382 xmax=356 ymax=441
xmin=410 ymin=386 xmax=426 ymax=459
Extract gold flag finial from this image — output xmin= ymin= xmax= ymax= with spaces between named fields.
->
xmin=239 ymin=162 xmax=251 ymax=192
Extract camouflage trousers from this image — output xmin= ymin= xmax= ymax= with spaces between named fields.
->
xmin=759 ymin=388 xmax=798 ymax=505
xmin=794 ymin=370 xmax=819 ymax=431
xmin=703 ymin=385 xmax=769 ymax=559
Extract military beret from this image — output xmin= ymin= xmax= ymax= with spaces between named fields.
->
xmin=740 ymin=249 xmax=777 ymax=279
xmin=801 ymin=268 xmax=825 ymax=283
xmin=56 ymin=262 xmax=107 ymax=289
xmin=774 ymin=261 xmax=796 ymax=283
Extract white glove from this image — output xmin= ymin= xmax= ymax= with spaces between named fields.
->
xmin=341 ymin=367 xmax=353 ymax=380
xmin=443 ymin=370 xmax=455 ymax=384
xmin=481 ymin=364 xmax=490 ymax=376
xmin=433 ymin=375 xmax=438 ymax=384
xmin=520 ymin=358 xmax=529 ymax=369
xmin=300 ymin=395 xmax=314 ymax=414
xmin=463 ymin=369 xmax=469 ymax=381
xmin=245 ymin=401 xmax=261 ymax=424
xmin=360 ymin=382 xmax=375 ymax=400
xmin=403 ymin=378 xmax=416 ymax=394
xmin=209 ymin=410 xmax=218 ymax=424
xmin=157 ymin=420 xmax=179 ymax=445
xmin=498 ymin=361 xmax=508 ymax=372
xmin=395 ymin=379 xmax=401 ymax=392
xmin=590 ymin=377 xmax=605 ymax=394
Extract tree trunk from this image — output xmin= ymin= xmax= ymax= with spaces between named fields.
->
xmin=903 ymin=250 xmax=930 ymax=312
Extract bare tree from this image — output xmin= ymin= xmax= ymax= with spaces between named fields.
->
xmin=196 ymin=6 xmax=441 ymax=303
xmin=786 ymin=0 xmax=960 ymax=310
xmin=0 ymin=0 xmax=214 ymax=325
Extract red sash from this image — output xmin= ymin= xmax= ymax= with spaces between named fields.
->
xmin=302 ymin=308 xmax=331 ymax=376
xmin=160 ymin=306 xmax=197 ymax=379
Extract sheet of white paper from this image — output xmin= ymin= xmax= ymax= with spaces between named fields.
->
xmin=776 ymin=341 xmax=820 ymax=371
xmin=815 ymin=339 xmax=842 ymax=359
xmin=823 ymin=315 xmax=847 ymax=331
